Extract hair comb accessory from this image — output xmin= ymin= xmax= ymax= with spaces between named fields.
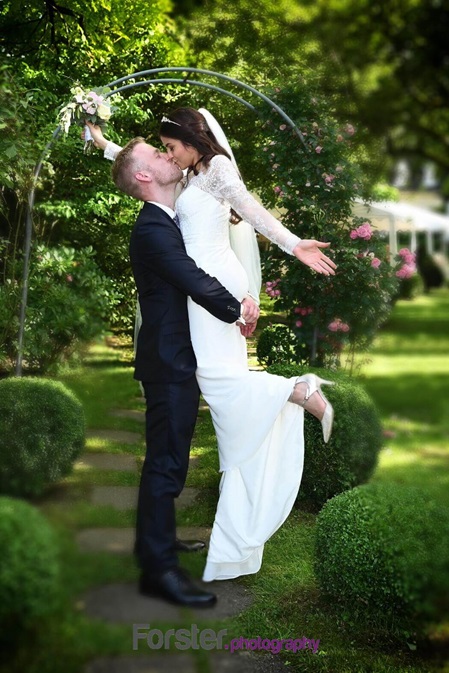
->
xmin=161 ymin=116 xmax=181 ymax=126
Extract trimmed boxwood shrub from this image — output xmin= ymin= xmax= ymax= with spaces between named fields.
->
xmin=267 ymin=364 xmax=382 ymax=510
xmin=314 ymin=483 xmax=449 ymax=634
xmin=0 ymin=496 xmax=60 ymax=631
xmin=396 ymin=273 xmax=424 ymax=300
xmin=0 ymin=377 xmax=85 ymax=497
xmin=256 ymin=323 xmax=296 ymax=367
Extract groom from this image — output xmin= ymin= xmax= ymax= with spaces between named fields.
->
xmin=109 ymin=136 xmax=259 ymax=608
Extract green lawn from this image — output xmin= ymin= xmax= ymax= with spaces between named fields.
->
xmin=3 ymin=290 xmax=449 ymax=673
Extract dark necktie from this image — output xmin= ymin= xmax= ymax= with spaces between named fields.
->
xmin=173 ymin=213 xmax=180 ymax=228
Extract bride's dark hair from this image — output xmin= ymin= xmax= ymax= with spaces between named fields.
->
xmin=159 ymin=107 xmax=233 ymax=175
xmin=159 ymin=107 xmax=242 ymax=223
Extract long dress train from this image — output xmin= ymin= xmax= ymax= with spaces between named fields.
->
xmin=176 ymin=155 xmax=305 ymax=581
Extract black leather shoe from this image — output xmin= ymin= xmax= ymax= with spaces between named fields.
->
xmin=175 ymin=537 xmax=206 ymax=552
xmin=139 ymin=567 xmax=217 ymax=608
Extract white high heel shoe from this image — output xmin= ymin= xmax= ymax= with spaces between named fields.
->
xmin=291 ymin=373 xmax=335 ymax=443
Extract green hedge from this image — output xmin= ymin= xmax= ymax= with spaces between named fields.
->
xmin=396 ymin=273 xmax=424 ymax=300
xmin=267 ymin=365 xmax=382 ymax=510
xmin=314 ymin=483 xmax=449 ymax=634
xmin=0 ymin=497 xmax=60 ymax=632
xmin=0 ymin=377 xmax=85 ymax=497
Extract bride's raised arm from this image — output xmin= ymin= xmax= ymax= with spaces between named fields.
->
xmin=204 ymin=155 xmax=336 ymax=276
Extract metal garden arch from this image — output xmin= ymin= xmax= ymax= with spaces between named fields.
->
xmin=16 ymin=67 xmax=307 ymax=375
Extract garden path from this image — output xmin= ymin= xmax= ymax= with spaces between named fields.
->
xmin=77 ymin=411 xmax=288 ymax=673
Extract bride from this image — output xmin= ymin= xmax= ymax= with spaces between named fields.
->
xmin=88 ymin=109 xmax=336 ymax=582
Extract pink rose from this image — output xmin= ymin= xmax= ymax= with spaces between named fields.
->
xmin=328 ymin=318 xmax=350 ymax=332
xmin=279 ymin=124 xmax=287 ymax=130
xmin=357 ymin=223 xmax=372 ymax=240
xmin=396 ymin=264 xmax=416 ymax=279
xmin=315 ymin=145 xmax=322 ymax=154
xmin=350 ymin=222 xmax=372 ymax=240
xmin=336 ymin=134 xmax=344 ymax=142
xmin=345 ymin=124 xmax=355 ymax=136
xmin=398 ymin=248 xmax=416 ymax=265
xmin=274 ymin=186 xmax=282 ymax=194
xmin=295 ymin=320 xmax=302 ymax=328
xmin=371 ymin=257 xmax=381 ymax=268
xmin=66 ymin=274 xmax=73 ymax=282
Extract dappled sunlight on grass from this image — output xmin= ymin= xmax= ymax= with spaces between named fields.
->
xmin=382 ymin=414 xmax=436 ymax=435
xmin=355 ymin=289 xmax=449 ymax=375
xmin=361 ymin=376 xmax=449 ymax=428
xmin=362 ymin=286 xmax=449 ymax=506
xmin=359 ymin=354 xmax=449 ymax=376
xmin=85 ymin=437 xmax=143 ymax=455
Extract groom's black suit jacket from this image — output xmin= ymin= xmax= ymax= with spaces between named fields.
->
xmin=129 ymin=202 xmax=241 ymax=383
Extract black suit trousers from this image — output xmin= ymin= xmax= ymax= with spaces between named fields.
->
xmin=135 ymin=376 xmax=200 ymax=573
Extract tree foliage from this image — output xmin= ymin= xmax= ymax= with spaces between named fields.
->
xmin=0 ymin=0 xmax=187 ymax=351
xmin=181 ymin=0 xmax=449 ymax=185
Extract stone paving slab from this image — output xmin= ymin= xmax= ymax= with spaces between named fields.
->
xmin=211 ymin=652 xmax=290 ymax=672
xmin=76 ymin=527 xmax=212 ymax=554
xmin=87 ymin=429 xmax=143 ymax=444
xmin=84 ymin=655 xmax=195 ymax=673
xmin=84 ymin=652 xmax=288 ymax=673
xmin=76 ymin=526 xmax=211 ymax=554
xmin=90 ymin=487 xmax=199 ymax=511
xmin=75 ymin=453 xmax=139 ymax=473
xmin=110 ymin=409 xmax=146 ymax=423
xmin=90 ymin=486 xmax=139 ymax=510
xmin=81 ymin=579 xmax=252 ymax=624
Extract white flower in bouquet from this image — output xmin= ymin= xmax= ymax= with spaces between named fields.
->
xmin=58 ymin=84 xmax=116 ymax=154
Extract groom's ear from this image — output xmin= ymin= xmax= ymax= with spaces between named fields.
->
xmin=135 ymin=171 xmax=153 ymax=184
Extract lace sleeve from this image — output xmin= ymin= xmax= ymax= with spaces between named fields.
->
xmin=204 ymin=155 xmax=301 ymax=255
xmin=104 ymin=141 xmax=122 ymax=161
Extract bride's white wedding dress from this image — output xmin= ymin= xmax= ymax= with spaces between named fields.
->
xmin=176 ymin=155 xmax=305 ymax=582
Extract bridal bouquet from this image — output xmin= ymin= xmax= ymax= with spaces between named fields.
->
xmin=58 ymin=84 xmax=114 ymax=154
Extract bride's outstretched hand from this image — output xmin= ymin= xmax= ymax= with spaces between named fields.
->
xmin=292 ymin=241 xmax=337 ymax=276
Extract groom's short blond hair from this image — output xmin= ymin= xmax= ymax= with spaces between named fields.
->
xmin=112 ymin=137 xmax=146 ymax=199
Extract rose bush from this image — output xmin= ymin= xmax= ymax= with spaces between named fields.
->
xmin=0 ymin=244 xmax=118 ymax=373
xmin=250 ymin=81 xmax=401 ymax=369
